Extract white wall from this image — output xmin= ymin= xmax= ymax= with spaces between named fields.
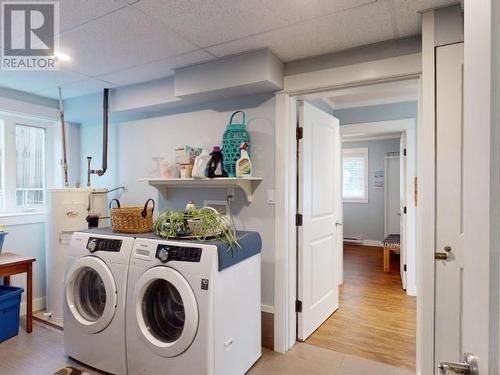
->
xmin=79 ymin=94 xmax=276 ymax=308
xmin=342 ymin=138 xmax=400 ymax=243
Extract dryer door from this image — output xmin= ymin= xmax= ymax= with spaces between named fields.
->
xmin=65 ymin=256 xmax=117 ymax=334
xmin=134 ymin=266 xmax=199 ymax=358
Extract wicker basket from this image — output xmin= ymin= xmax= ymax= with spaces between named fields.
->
xmin=186 ymin=207 xmax=228 ymax=237
xmin=109 ymin=199 xmax=155 ymax=233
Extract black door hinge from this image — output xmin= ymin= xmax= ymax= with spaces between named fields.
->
xmin=296 ymin=213 xmax=303 ymax=226
xmin=404 ymin=264 xmax=407 ymax=272
xmin=296 ymin=127 xmax=303 ymax=140
xmin=295 ymin=300 xmax=303 ymax=313
xmin=403 ymin=148 xmax=407 ymax=156
xmin=403 ymin=206 xmax=407 ymax=214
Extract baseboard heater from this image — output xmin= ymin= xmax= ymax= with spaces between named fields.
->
xmin=343 ymin=236 xmax=362 ymax=244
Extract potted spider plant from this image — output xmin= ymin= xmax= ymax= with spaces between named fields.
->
xmin=153 ymin=206 xmax=239 ymax=248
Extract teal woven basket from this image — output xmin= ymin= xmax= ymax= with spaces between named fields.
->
xmin=222 ymin=111 xmax=251 ymax=177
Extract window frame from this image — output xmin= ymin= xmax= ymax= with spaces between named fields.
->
xmin=342 ymin=147 xmax=369 ymax=204
xmin=1 ymin=113 xmax=54 ymax=214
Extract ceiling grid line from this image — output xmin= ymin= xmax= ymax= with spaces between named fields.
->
xmin=0 ymin=0 xmax=461 ymax=99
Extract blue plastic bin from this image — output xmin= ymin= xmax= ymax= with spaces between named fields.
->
xmin=0 ymin=232 xmax=7 ymax=254
xmin=0 ymin=286 xmax=24 ymax=342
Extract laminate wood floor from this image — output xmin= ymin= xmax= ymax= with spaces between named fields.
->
xmin=306 ymin=244 xmax=417 ymax=371
xmin=0 ymin=320 xmax=412 ymax=375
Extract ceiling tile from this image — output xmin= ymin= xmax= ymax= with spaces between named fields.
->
xmin=35 ymin=77 xmax=117 ymax=99
xmin=0 ymin=69 xmax=89 ymax=94
xmin=59 ymin=0 xmax=131 ymax=32
xmin=24 ymin=0 xmax=131 ymax=32
xmin=59 ymin=6 xmax=197 ymax=76
xmin=391 ymin=0 xmax=461 ymax=37
xmin=97 ymin=50 xmax=214 ymax=86
xmin=132 ymin=0 xmax=375 ymax=48
xmin=207 ymin=1 xmax=395 ymax=62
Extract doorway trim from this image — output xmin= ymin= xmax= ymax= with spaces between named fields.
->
xmin=273 ymin=51 xmax=428 ymax=368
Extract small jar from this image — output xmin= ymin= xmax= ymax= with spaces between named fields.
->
xmin=180 ymin=164 xmax=193 ymax=179
xmin=160 ymin=162 xmax=179 ymax=178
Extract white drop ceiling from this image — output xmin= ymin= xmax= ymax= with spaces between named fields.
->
xmin=0 ymin=0 xmax=459 ymax=100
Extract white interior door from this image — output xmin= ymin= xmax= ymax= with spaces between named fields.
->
xmin=434 ymin=42 xmax=465 ymax=369
xmin=297 ymin=101 xmax=340 ymax=341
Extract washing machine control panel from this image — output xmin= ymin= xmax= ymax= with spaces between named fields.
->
xmin=87 ymin=237 xmax=123 ymax=253
xmin=156 ymin=245 xmax=202 ymax=263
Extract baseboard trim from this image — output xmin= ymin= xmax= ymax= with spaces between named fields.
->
xmin=362 ymin=239 xmax=384 ymax=247
xmin=20 ymin=297 xmax=46 ymax=317
xmin=261 ymin=311 xmax=274 ymax=350
xmin=261 ymin=304 xmax=274 ymax=314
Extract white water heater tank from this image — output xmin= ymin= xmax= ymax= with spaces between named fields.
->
xmin=45 ymin=188 xmax=108 ymax=325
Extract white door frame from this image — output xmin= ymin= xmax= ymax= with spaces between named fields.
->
xmin=384 ymin=156 xmax=400 ymax=238
xmin=273 ymin=52 xmax=429 ymax=368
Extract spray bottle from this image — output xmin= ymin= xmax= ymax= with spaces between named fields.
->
xmin=236 ymin=142 xmax=252 ymax=177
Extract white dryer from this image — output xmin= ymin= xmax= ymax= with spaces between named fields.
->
xmin=64 ymin=232 xmax=134 ymax=375
xmin=126 ymin=236 xmax=262 ymax=375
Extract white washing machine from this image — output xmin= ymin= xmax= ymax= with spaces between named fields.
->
xmin=126 ymin=236 xmax=262 ymax=375
xmin=64 ymin=232 xmax=134 ymax=375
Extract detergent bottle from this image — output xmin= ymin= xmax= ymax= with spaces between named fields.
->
xmin=207 ymin=146 xmax=227 ymax=178
xmin=236 ymin=142 xmax=252 ymax=177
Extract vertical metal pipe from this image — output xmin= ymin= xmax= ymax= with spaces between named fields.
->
xmin=98 ymin=88 xmax=109 ymax=176
xmin=58 ymin=87 xmax=69 ymax=187
xmin=89 ymin=88 xmax=109 ymax=178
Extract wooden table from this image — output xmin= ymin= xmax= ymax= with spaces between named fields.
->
xmin=0 ymin=252 xmax=36 ymax=333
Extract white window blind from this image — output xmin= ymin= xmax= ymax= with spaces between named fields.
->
xmin=16 ymin=124 xmax=46 ymax=206
xmin=343 ymin=148 xmax=368 ymax=203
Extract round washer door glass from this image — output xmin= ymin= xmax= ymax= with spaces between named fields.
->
xmin=135 ymin=267 xmax=198 ymax=358
xmin=65 ymin=256 xmax=117 ymax=334
xmin=74 ymin=266 xmax=107 ymax=321
xmin=143 ymin=279 xmax=185 ymax=342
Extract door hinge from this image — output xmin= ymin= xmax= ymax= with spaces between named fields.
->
xmin=404 ymin=264 xmax=407 ymax=272
xmin=296 ymin=213 xmax=303 ymax=226
xmin=295 ymin=300 xmax=303 ymax=313
xmin=403 ymin=206 xmax=407 ymax=214
xmin=403 ymin=148 xmax=407 ymax=156
xmin=296 ymin=127 xmax=303 ymax=140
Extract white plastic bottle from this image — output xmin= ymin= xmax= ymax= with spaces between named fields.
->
xmin=192 ymin=150 xmax=211 ymax=178
xmin=236 ymin=142 xmax=253 ymax=177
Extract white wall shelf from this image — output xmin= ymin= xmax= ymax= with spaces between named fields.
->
xmin=140 ymin=177 xmax=263 ymax=203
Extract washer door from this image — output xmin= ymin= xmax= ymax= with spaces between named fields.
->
xmin=134 ymin=266 xmax=199 ymax=358
xmin=65 ymin=256 xmax=117 ymax=334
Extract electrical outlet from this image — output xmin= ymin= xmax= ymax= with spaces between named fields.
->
xmin=227 ymin=188 xmax=235 ymax=200
xmin=267 ymin=189 xmax=276 ymax=205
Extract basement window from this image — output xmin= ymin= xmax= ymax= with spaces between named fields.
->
xmin=16 ymin=125 xmax=46 ymax=207
xmin=0 ymin=114 xmax=54 ymax=214
xmin=342 ymin=148 xmax=369 ymax=203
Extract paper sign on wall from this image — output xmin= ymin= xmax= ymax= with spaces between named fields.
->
xmin=373 ymin=170 xmax=384 ymax=189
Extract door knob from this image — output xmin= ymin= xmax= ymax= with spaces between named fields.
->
xmin=438 ymin=353 xmax=479 ymax=374
xmin=335 ymin=222 xmax=342 ymax=226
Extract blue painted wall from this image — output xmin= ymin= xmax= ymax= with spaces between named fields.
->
xmin=343 ymin=138 xmax=400 ymax=242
